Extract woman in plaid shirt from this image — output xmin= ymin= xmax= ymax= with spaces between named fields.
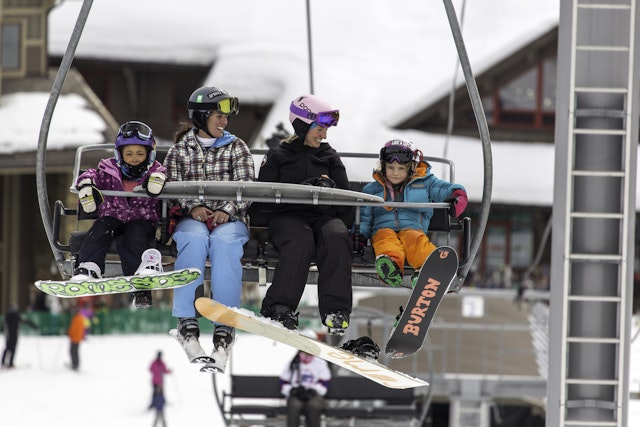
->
xmin=163 ymin=86 xmax=254 ymax=365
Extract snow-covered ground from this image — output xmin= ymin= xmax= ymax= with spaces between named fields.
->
xmin=0 ymin=332 xmax=297 ymax=426
xmin=2 ymin=326 xmax=640 ymax=426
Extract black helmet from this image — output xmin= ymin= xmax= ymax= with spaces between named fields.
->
xmin=187 ymin=86 xmax=239 ymax=133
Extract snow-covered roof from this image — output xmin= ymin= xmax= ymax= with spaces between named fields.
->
xmin=2 ymin=0 xmax=563 ymax=205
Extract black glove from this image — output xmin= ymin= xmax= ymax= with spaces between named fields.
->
xmin=301 ymin=175 xmax=336 ymax=188
xmin=350 ymin=233 xmax=367 ymax=253
xmin=291 ymin=386 xmax=313 ymax=401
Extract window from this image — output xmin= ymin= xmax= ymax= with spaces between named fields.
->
xmin=1 ymin=23 xmax=21 ymax=70
xmin=482 ymin=56 xmax=557 ymax=130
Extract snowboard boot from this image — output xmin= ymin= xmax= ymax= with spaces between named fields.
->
xmin=340 ymin=336 xmax=381 ymax=361
xmin=375 ymin=255 xmax=404 ymax=287
xmin=176 ymin=317 xmax=208 ymax=363
xmin=71 ymin=262 xmax=102 ymax=281
xmin=265 ymin=305 xmax=299 ymax=330
xmin=324 ymin=311 xmax=350 ymax=336
xmin=130 ymin=291 xmax=153 ymax=309
xmin=135 ymin=249 xmax=163 ymax=275
xmin=130 ymin=249 xmax=163 ymax=308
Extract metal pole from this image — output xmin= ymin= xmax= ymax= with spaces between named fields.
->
xmin=306 ymin=0 xmax=315 ymax=94
xmin=36 ymin=0 xmax=94 ymax=278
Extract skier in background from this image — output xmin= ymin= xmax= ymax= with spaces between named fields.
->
xmin=71 ymin=120 xmax=167 ymax=308
xmin=67 ymin=307 xmax=86 ymax=371
xmin=357 ymin=139 xmax=467 ymax=288
xmin=149 ymin=350 xmax=171 ymax=407
xmin=150 ymin=385 xmax=167 ymax=427
xmin=280 ymin=331 xmax=331 ymax=427
xmin=1 ymin=303 xmax=38 ymax=368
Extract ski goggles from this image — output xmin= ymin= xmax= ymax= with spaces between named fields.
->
xmin=190 ymin=96 xmax=240 ymax=115
xmin=382 ymin=148 xmax=414 ymax=164
xmin=118 ymin=121 xmax=154 ymax=140
xmin=290 ymin=104 xmax=340 ymax=127
xmin=212 ymin=97 xmax=240 ymax=115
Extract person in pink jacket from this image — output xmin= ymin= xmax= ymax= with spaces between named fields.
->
xmin=149 ymin=350 xmax=171 ymax=408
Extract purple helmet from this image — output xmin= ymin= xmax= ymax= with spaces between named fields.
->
xmin=379 ymin=139 xmax=420 ymax=164
xmin=289 ymin=95 xmax=339 ymax=135
xmin=114 ymin=121 xmax=156 ymax=178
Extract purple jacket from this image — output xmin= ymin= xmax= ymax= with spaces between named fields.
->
xmin=76 ymin=158 xmax=166 ymax=227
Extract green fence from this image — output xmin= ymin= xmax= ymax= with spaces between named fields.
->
xmin=13 ymin=304 xmax=260 ymax=336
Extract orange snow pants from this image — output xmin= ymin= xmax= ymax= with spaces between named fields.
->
xmin=371 ymin=228 xmax=437 ymax=272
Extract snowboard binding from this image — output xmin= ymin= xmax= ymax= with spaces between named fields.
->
xmin=340 ymin=336 xmax=381 ymax=361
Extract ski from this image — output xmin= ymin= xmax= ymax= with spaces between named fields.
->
xmin=34 ymin=268 xmax=201 ymax=298
xmin=385 ymin=246 xmax=458 ymax=359
xmin=199 ymin=348 xmax=229 ymax=374
xmin=168 ymin=329 xmax=215 ymax=364
xmin=195 ymin=297 xmax=428 ymax=389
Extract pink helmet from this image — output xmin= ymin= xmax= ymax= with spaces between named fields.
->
xmin=289 ymin=95 xmax=339 ymax=135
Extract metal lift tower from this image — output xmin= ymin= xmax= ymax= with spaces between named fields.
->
xmin=549 ymin=1 xmax=640 ymax=426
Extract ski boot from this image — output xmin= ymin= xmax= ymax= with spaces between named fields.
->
xmin=201 ymin=325 xmax=235 ymax=374
xmin=71 ymin=262 xmax=102 ymax=281
xmin=171 ymin=317 xmax=212 ymax=364
xmin=131 ymin=249 xmax=163 ymax=308
xmin=324 ymin=311 xmax=350 ymax=336
xmin=340 ymin=336 xmax=381 ymax=361
xmin=375 ymin=255 xmax=404 ymax=287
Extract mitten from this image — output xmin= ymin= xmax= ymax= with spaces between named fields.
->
xmin=77 ymin=178 xmax=103 ymax=214
xmin=143 ymin=172 xmax=166 ymax=197
xmin=445 ymin=189 xmax=468 ymax=218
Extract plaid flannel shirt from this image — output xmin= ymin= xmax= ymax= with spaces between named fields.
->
xmin=163 ymin=129 xmax=254 ymax=224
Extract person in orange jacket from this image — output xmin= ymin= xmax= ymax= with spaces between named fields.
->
xmin=67 ymin=307 xmax=86 ymax=371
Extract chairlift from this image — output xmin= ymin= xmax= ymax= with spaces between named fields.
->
xmin=37 ymin=0 xmax=491 ymax=293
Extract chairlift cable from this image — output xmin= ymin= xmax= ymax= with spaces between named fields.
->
xmin=36 ymin=0 xmax=94 ymax=279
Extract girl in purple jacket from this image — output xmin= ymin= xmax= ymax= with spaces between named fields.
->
xmin=72 ymin=121 xmax=167 ymax=308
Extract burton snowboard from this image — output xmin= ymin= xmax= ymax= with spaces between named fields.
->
xmin=195 ymin=297 xmax=428 ymax=389
xmin=385 ymin=246 xmax=458 ymax=358
xmin=35 ymin=268 xmax=201 ymax=298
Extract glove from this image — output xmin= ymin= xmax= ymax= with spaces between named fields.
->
xmin=143 ymin=172 xmax=166 ymax=197
xmin=301 ymin=175 xmax=336 ymax=188
xmin=77 ymin=178 xmax=103 ymax=214
xmin=445 ymin=189 xmax=468 ymax=218
xmin=290 ymin=386 xmax=313 ymax=401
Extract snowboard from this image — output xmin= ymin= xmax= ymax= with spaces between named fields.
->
xmin=34 ymin=268 xmax=201 ymax=298
xmin=194 ymin=297 xmax=428 ymax=389
xmin=385 ymin=246 xmax=458 ymax=359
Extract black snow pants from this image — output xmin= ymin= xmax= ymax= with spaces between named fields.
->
xmin=261 ymin=213 xmax=353 ymax=321
xmin=77 ymin=216 xmax=156 ymax=275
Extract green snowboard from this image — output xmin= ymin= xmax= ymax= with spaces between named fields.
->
xmin=35 ymin=268 xmax=201 ymax=298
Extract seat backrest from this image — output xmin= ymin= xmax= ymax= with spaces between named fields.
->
xmin=231 ymin=376 xmax=282 ymax=398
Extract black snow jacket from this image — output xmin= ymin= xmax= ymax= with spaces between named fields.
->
xmin=255 ymin=139 xmax=354 ymax=224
